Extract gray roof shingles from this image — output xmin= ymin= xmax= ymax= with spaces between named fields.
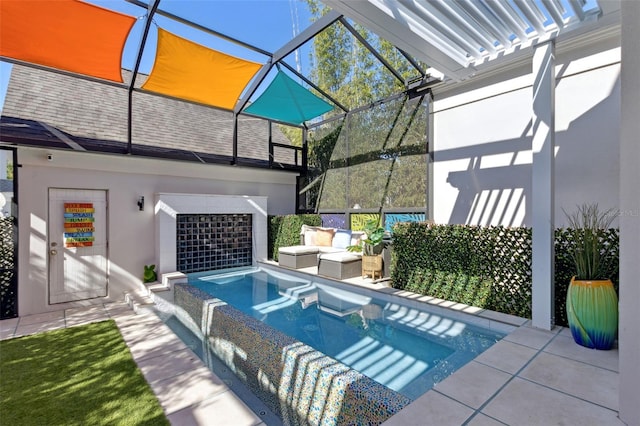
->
xmin=0 ymin=65 xmax=299 ymax=168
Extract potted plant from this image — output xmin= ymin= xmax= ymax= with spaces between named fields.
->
xmin=563 ymin=203 xmax=618 ymax=350
xmin=348 ymin=220 xmax=388 ymax=279
xmin=143 ymin=264 xmax=157 ymax=284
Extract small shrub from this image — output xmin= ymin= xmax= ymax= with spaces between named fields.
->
xmin=143 ymin=264 xmax=157 ymax=283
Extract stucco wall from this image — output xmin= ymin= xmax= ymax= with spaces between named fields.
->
xmin=432 ymin=31 xmax=621 ymax=227
xmin=16 ymin=148 xmax=297 ymax=316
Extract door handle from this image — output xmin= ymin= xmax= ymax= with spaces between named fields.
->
xmin=50 ymin=249 xmax=57 ymax=255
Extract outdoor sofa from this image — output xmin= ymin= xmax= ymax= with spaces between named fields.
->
xmin=278 ymin=225 xmax=365 ymax=279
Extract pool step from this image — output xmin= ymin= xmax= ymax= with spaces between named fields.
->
xmin=143 ymin=272 xmax=187 ymax=293
xmin=161 ymin=271 xmax=188 ymax=290
xmin=140 ymin=272 xmax=188 ymax=305
xmin=145 ymin=281 xmax=169 ymax=294
xmin=124 ymin=289 xmax=156 ymax=315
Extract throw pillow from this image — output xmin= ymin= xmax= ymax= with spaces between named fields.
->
xmin=315 ymin=228 xmax=335 ymax=246
xmin=332 ymin=229 xmax=352 ymax=249
xmin=304 ymin=229 xmax=317 ymax=246
xmin=350 ymin=231 xmax=365 ymax=247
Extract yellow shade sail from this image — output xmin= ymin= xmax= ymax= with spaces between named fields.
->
xmin=142 ymin=28 xmax=263 ymax=109
xmin=0 ymin=0 xmax=135 ymax=82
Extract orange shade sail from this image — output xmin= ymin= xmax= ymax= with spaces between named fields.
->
xmin=0 ymin=0 xmax=136 ymax=82
xmin=142 ymin=28 xmax=262 ymax=109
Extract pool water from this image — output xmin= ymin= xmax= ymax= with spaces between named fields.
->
xmin=188 ymin=267 xmax=505 ymax=400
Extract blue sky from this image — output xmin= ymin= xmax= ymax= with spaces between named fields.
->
xmin=1 ymin=0 xmax=314 ymax=113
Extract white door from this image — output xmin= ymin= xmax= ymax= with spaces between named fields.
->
xmin=48 ymin=188 xmax=108 ymax=304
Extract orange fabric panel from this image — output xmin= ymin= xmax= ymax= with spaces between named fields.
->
xmin=0 ymin=0 xmax=135 ymax=82
xmin=142 ymin=28 xmax=262 ymax=109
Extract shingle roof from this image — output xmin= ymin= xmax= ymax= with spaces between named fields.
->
xmin=0 ymin=65 xmax=301 ymax=170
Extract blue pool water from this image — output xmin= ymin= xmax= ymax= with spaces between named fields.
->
xmin=188 ymin=267 xmax=505 ymax=400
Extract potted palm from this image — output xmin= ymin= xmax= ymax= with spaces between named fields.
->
xmin=348 ymin=220 xmax=388 ymax=279
xmin=563 ymin=203 xmax=618 ymax=350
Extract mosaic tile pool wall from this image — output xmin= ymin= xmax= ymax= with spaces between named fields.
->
xmin=176 ymin=213 xmax=252 ymax=273
xmin=174 ymin=283 xmax=410 ymax=426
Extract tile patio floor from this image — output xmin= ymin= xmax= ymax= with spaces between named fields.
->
xmin=0 ymin=297 xmax=623 ymax=425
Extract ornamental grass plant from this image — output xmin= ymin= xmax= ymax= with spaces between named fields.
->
xmin=563 ymin=203 xmax=617 ymax=280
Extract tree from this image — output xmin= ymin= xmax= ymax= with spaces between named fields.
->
xmin=303 ymin=1 xmax=429 ymax=213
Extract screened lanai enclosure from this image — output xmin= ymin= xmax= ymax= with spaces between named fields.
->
xmin=304 ymin=93 xmax=430 ymax=229
xmin=0 ymin=0 xmax=440 ymax=224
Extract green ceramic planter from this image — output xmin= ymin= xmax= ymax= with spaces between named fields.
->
xmin=566 ymin=277 xmax=618 ymax=350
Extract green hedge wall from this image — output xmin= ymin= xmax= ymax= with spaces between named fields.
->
xmin=268 ymin=214 xmax=321 ymax=261
xmin=391 ymin=222 xmax=619 ymax=326
xmin=0 ymin=216 xmax=17 ymax=319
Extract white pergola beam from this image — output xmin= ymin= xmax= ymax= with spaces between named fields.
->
xmin=433 ymin=1 xmax=506 ymax=52
xmin=542 ymin=0 xmax=567 ymax=28
xmin=457 ymin=0 xmax=512 ymax=48
xmin=324 ymin=0 xmax=602 ymax=81
xmin=567 ymin=0 xmax=587 ymax=21
xmin=399 ymin=0 xmax=493 ymax=58
xmin=516 ymin=0 xmax=548 ymax=35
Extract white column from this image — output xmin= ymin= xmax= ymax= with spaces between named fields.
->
xmin=619 ymin=1 xmax=640 ymax=424
xmin=531 ymin=40 xmax=555 ymax=330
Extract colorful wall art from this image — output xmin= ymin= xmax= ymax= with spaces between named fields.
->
xmin=64 ymin=203 xmax=95 ymax=247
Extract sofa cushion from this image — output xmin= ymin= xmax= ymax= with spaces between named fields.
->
xmin=279 ymin=245 xmax=319 ymax=255
xmin=332 ymin=229 xmax=352 ymax=249
xmin=315 ymin=228 xmax=335 ymax=246
xmin=318 ymin=251 xmax=361 ymax=263
xmin=318 ymin=246 xmax=343 ymax=254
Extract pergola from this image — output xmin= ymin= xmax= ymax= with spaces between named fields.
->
xmin=321 ymin=3 xmax=637 ymax=425
xmin=326 ymin=0 xmax=616 ymax=331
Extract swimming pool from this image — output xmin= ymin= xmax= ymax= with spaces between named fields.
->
xmin=170 ymin=265 xmax=508 ymax=424
xmin=187 ymin=267 xmax=505 ymax=401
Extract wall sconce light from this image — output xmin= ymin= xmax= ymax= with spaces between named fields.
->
xmin=137 ymin=196 xmax=144 ymax=211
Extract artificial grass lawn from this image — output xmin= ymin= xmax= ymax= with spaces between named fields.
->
xmin=0 ymin=320 xmax=169 ymax=426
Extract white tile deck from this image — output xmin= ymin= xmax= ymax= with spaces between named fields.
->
xmin=0 ymin=289 xmax=623 ymax=426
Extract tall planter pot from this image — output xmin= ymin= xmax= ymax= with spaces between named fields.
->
xmin=566 ymin=277 xmax=618 ymax=350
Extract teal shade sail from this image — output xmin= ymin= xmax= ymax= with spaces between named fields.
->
xmin=243 ymin=71 xmax=333 ymax=125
